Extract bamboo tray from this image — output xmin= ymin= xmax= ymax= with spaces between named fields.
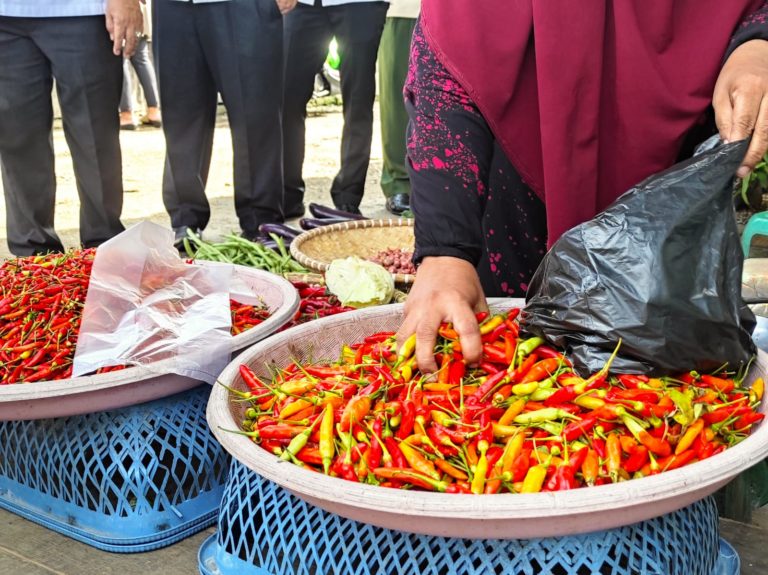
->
xmin=0 ymin=264 xmax=299 ymax=421
xmin=207 ymin=299 xmax=768 ymax=539
xmin=290 ymin=219 xmax=415 ymax=285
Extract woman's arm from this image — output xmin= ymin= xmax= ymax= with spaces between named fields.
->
xmin=397 ymin=22 xmax=496 ymax=371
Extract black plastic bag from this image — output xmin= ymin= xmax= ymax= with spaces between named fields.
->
xmin=521 ymin=139 xmax=755 ymax=376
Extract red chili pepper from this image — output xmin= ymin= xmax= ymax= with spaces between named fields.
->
xmin=482 ymin=343 xmax=508 ymax=364
xmin=562 ymin=413 xmax=600 ymax=442
xmin=396 ymin=400 xmax=416 ymax=439
xmin=623 ymin=445 xmax=649 ymax=473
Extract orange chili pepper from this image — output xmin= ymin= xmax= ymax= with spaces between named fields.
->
xmin=606 ymin=433 xmax=622 ymax=480
xmin=581 ymin=449 xmax=599 ymax=486
xmin=399 ymin=440 xmax=440 ymax=480
xmin=339 ymin=395 xmax=371 ymax=432
xmin=498 ymin=398 xmax=527 ymax=426
xmin=434 ymin=458 xmax=469 ymax=481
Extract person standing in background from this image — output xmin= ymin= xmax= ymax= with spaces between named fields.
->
xmin=120 ymin=0 xmax=162 ymax=130
xmin=0 ymin=0 xmax=140 ymax=256
xmin=153 ymin=0 xmax=295 ymax=246
xmin=378 ymin=0 xmax=418 ymax=216
xmin=282 ymin=0 xmax=389 ymax=218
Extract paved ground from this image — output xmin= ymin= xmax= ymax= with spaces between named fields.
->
xmin=0 ymin=104 xmax=391 ymax=260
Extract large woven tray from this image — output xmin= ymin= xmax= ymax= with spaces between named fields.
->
xmin=0 ymin=264 xmax=299 ymax=421
xmin=207 ymin=300 xmax=768 ymax=539
xmin=290 ymin=219 xmax=415 ymax=285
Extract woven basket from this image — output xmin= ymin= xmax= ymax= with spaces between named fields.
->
xmin=290 ymin=219 xmax=415 ymax=285
xmin=207 ymin=300 xmax=768 ymax=539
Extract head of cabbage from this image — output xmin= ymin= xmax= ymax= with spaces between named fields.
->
xmin=325 ymin=257 xmax=395 ymax=308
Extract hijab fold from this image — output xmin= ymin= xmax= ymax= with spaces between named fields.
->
xmin=421 ymin=1 xmax=763 ymax=244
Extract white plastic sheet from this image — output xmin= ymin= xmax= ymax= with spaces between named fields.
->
xmin=73 ymin=222 xmax=233 ymax=383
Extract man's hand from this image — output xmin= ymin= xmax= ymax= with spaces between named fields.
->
xmin=275 ymin=0 xmax=298 ymax=15
xmin=714 ymin=39 xmax=768 ymax=178
xmin=105 ymin=0 xmax=144 ymax=58
xmin=396 ymin=256 xmax=488 ymax=374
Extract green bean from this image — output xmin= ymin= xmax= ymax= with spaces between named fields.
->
xmin=188 ymin=232 xmax=308 ymax=274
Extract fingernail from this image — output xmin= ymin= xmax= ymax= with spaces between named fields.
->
xmin=737 ymin=167 xmax=751 ymax=179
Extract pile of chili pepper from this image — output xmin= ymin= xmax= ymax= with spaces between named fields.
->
xmin=231 ymin=299 xmax=272 ymax=335
xmin=281 ymin=281 xmax=355 ymax=329
xmin=0 ymin=250 xmax=273 ymax=384
xmin=232 ymin=308 xmax=765 ymax=493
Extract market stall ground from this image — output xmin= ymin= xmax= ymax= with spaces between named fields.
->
xmin=0 ymin=104 xmax=391 ymax=260
xmin=0 ymin=106 xmax=767 ymax=574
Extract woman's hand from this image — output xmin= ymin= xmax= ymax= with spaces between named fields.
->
xmin=396 ymin=256 xmax=488 ymax=373
xmin=714 ymin=39 xmax=768 ymax=178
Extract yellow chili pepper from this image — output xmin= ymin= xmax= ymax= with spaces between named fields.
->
xmin=471 ymin=440 xmax=490 ymax=494
xmin=319 ymin=403 xmax=335 ymax=474
xmin=750 ymin=377 xmax=764 ymax=403
xmin=573 ymin=395 xmax=605 ymax=410
xmin=279 ymin=398 xmax=314 ymax=420
xmin=511 ymin=381 xmax=540 ymax=396
xmin=492 ymin=423 xmax=520 ymax=438
xmin=398 ymin=333 xmax=417 ymax=362
xmin=478 ymin=314 xmax=504 ymax=335
xmin=675 ymin=418 xmax=705 ymax=455
xmin=520 ymin=464 xmax=547 ymax=493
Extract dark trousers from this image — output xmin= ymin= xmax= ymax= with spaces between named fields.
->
xmin=283 ymin=1 xmax=388 ymax=212
xmin=153 ymin=0 xmax=285 ymax=234
xmin=0 ymin=16 xmax=124 ymax=256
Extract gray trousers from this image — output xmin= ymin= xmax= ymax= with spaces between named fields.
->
xmin=120 ymin=36 xmax=160 ymax=112
xmin=0 ymin=16 xmax=125 ymax=256
xmin=153 ymin=0 xmax=285 ymax=235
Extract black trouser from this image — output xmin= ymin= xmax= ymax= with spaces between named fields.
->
xmin=283 ymin=1 xmax=388 ymax=212
xmin=153 ymin=0 xmax=285 ymax=235
xmin=0 ymin=16 xmax=124 ymax=256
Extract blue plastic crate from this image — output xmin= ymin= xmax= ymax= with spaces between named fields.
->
xmin=199 ymin=460 xmax=738 ymax=575
xmin=0 ymin=384 xmax=230 ymax=553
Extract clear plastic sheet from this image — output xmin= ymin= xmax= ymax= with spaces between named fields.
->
xmin=73 ymin=222 xmax=233 ymax=383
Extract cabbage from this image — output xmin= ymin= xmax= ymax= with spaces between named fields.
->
xmin=325 ymin=257 xmax=395 ymax=308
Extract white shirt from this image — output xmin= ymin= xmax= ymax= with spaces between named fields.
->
xmin=0 ymin=0 xmax=105 ymax=17
xmin=297 ymin=0 xmax=390 ymax=7
xmin=386 ymin=0 xmax=418 ymax=19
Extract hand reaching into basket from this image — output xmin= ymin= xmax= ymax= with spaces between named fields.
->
xmin=396 ymin=256 xmax=489 ymax=373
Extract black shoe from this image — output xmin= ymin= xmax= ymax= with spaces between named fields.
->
xmin=385 ymin=194 xmax=410 ymax=216
xmin=173 ymin=226 xmax=202 ymax=249
xmin=336 ymin=203 xmax=363 ymax=216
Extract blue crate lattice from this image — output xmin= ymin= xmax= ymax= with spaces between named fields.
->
xmin=199 ymin=459 xmax=734 ymax=575
xmin=0 ymin=384 xmax=230 ymax=552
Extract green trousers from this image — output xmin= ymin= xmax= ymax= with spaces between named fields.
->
xmin=378 ymin=17 xmax=417 ymax=199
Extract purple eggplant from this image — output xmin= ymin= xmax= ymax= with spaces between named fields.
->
xmin=299 ymin=217 xmax=356 ymax=230
xmin=308 ymin=202 xmax=367 ymax=221
xmin=258 ymin=223 xmax=302 ymax=241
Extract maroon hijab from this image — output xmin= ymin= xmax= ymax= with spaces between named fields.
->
xmin=421 ymin=1 xmax=762 ymax=244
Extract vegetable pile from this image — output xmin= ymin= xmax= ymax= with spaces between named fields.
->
xmin=282 ymin=281 xmax=355 ymax=329
xmin=0 ymin=250 xmax=273 ymax=384
xmin=368 ymin=248 xmax=416 ymax=276
xmin=234 ymin=308 xmax=764 ymax=494
xmin=184 ymin=231 xmax=307 ymax=275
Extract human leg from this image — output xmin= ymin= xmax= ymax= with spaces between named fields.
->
xmin=153 ymin=0 xmax=217 ymax=232
xmin=0 ymin=18 xmax=63 ymax=255
xmin=282 ymin=3 xmax=334 ymax=217
xmin=36 ymin=16 xmax=125 ymax=249
xmin=328 ymin=1 xmax=388 ymax=210
xmin=199 ymin=0 xmax=285 ymax=234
